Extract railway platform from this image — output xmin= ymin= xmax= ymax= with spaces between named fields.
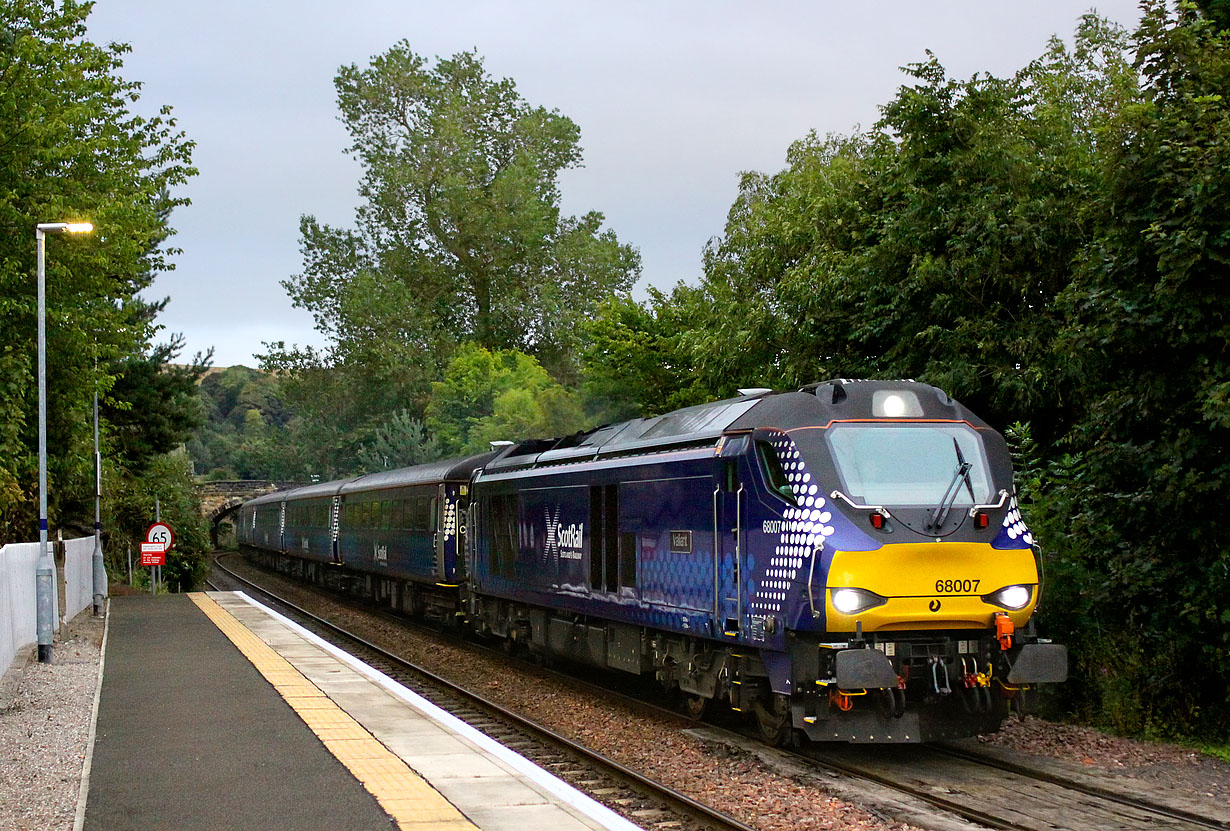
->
xmin=82 ymin=593 xmax=643 ymax=831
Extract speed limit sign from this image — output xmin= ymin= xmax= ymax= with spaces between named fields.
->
xmin=145 ymin=522 xmax=175 ymax=553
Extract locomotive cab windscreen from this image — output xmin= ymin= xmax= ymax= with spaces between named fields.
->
xmin=826 ymin=422 xmax=993 ymax=509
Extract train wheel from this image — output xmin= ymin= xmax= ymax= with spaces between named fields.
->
xmin=754 ymin=694 xmax=792 ymax=746
xmin=679 ymin=693 xmax=710 ymax=721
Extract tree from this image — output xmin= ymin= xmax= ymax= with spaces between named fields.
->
xmin=691 ymin=17 xmax=1135 ymax=444
xmin=357 ymin=410 xmax=440 ymax=472
xmin=104 ymin=338 xmax=209 ymax=470
xmin=272 ymin=46 xmax=640 ymax=387
xmin=1043 ymin=0 xmax=1230 ymax=738
xmin=580 ymin=289 xmax=711 ymax=423
xmin=0 ymin=0 xmax=195 ymax=542
xmin=426 ymin=344 xmax=587 ymax=455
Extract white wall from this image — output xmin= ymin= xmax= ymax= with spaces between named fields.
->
xmin=62 ymin=536 xmax=95 ymax=624
xmin=0 ymin=540 xmax=90 ymax=675
xmin=1 ymin=542 xmax=41 ymax=676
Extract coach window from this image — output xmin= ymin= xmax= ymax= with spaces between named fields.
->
xmin=756 ymin=441 xmax=797 ymax=505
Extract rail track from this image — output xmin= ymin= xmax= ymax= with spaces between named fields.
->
xmin=206 ymin=555 xmax=755 ymax=831
xmin=795 ymin=741 xmax=1227 ymax=831
xmin=210 ymin=553 xmax=1228 ymax=831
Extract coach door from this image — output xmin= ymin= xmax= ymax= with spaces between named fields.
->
xmin=330 ymin=496 xmax=342 ymax=565
xmin=434 ymin=484 xmax=447 ymax=582
xmin=715 ymin=434 xmax=750 ymax=638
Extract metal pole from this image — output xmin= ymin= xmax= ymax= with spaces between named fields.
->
xmin=155 ymin=498 xmax=160 ymax=594
xmin=92 ymin=380 xmax=106 ymax=616
xmin=35 ymin=227 xmax=53 ymax=664
xmin=127 ymin=542 xmax=132 ymax=585
xmin=33 ymin=221 xmax=91 ymax=659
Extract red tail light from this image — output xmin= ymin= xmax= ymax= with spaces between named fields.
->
xmin=974 ymin=512 xmax=989 ymax=529
xmin=870 ymin=514 xmax=884 ymax=530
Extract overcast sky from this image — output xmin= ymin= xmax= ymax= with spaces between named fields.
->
xmin=85 ymin=1 xmax=1144 ymax=368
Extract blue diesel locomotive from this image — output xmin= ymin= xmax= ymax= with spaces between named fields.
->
xmin=237 ymin=380 xmax=1066 ymax=743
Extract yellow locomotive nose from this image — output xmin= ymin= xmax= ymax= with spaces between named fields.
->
xmin=824 ymin=542 xmax=1038 ymax=633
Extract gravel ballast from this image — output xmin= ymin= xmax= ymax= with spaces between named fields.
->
xmin=0 ymin=612 xmax=104 ymax=831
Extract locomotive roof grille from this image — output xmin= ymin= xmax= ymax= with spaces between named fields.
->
xmin=483 ymin=397 xmax=761 ymax=474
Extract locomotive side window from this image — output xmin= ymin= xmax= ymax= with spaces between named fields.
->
xmin=755 ymin=441 xmax=797 ymax=505
xmin=620 ymin=532 xmax=636 ymax=588
xmin=490 ymin=493 xmax=519 ymax=577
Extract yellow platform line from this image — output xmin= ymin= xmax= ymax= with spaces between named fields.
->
xmin=188 ymin=593 xmax=476 ymax=830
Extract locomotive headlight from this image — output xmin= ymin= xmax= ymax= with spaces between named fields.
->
xmin=830 ymin=587 xmax=887 ymax=614
xmin=985 ymin=584 xmax=1033 ymax=610
xmin=872 ymin=390 xmax=923 ymax=418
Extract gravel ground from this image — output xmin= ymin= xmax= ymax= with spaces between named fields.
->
xmin=981 ymin=712 xmax=1230 ymax=800
xmin=0 ymin=612 xmax=104 ymax=831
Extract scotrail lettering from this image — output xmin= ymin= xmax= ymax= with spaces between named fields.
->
xmin=545 ymin=506 xmax=584 ymax=560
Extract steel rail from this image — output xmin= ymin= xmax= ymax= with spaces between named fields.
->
xmin=208 ymin=555 xmax=755 ymax=831
xmin=798 ymin=742 xmax=1224 ymax=831
xmin=932 ymin=743 xmax=1229 ymax=831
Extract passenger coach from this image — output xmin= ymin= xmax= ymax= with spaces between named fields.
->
xmin=237 ymin=452 xmax=495 ymax=621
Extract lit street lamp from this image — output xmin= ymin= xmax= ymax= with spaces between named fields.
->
xmin=35 ymin=221 xmax=93 ymax=664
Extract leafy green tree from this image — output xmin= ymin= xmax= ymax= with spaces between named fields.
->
xmin=104 ymin=451 xmax=209 ymax=592
xmin=0 ymin=0 xmax=194 ymax=543
xmin=189 ymin=366 xmax=296 ymax=480
xmin=693 ymin=17 xmax=1135 ymax=444
xmin=1042 ymin=0 xmax=1230 ymax=739
xmin=269 ymin=46 xmax=640 ymax=392
xmin=426 ymin=344 xmax=586 ymax=455
xmin=103 ymin=338 xmax=209 ymax=470
xmin=580 ymin=289 xmax=711 ymax=422
xmin=357 ymin=409 xmax=441 ymax=472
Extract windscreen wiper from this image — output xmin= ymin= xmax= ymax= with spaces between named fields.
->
xmin=927 ymin=438 xmax=973 ymax=531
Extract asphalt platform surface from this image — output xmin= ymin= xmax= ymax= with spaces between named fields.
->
xmin=84 ymin=595 xmax=396 ymax=830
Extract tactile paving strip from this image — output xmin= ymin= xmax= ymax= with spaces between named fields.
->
xmin=188 ymin=592 xmax=476 ymax=830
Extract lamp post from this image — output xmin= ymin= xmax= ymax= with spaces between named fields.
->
xmin=93 ymin=365 xmax=106 ymax=617
xmin=35 ymin=221 xmax=93 ymax=664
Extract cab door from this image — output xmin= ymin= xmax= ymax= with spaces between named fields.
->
xmin=715 ymin=435 xmax=750 ymax=638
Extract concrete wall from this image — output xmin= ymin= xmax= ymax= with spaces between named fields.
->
xmin=0 ymin=539 xmax=94 ymax=675
xmin=62 ymin=536 xmax=94 ymax=624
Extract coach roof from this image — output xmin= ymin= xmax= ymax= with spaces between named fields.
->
xmin=338 ymin=450 xmax=499 ymax=496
